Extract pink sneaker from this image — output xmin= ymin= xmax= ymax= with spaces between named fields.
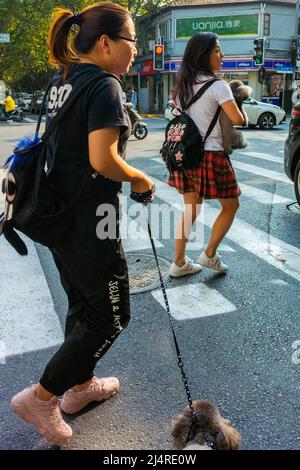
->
xmin=11 ymin=384 xmax=72 ymax=445
xmin=61 ymin=376 xmax=120 ymax=415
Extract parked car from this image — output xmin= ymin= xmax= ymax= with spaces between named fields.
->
xmin=30 ymin=91 xmax=46 ymax=114
xmin=284 ymin=102 xmax=300 ymax=205
xmin=15 ymin=92 xmax=32 ymax=112
xmin=243 ymin=97 xmax=285 ymax=129
xmin=165 ymin=97 xmax=286 ymax=130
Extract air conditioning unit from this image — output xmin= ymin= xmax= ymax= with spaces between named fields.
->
xmin=138 ymin=46 xmax=144 ymax=56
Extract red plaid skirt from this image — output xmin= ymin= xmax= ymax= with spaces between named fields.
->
xmin=168 ymin=150 xmax=241 ymax=199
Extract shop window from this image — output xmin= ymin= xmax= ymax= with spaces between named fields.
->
xmin=168 ymin=20 xmax=172 ymax=40
xmin=160 ymin=22 xmax=167 ymax=40
xmin=263 ymin=14 xmax=270 ymax=36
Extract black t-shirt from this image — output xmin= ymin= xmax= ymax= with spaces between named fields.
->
xmin=46 ymin=63 xmax=131 ymax=204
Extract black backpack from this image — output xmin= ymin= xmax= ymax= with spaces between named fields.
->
xmin=0 ymin=71 xmax=118 ymax=256
xmin=160 ymin=79 xmax=221 ymax=173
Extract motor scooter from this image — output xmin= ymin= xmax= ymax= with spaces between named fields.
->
xmin=125 ymin=103 xmax=148 ymax=140
xmin=0 ymin=105 xmax=24 ymax=123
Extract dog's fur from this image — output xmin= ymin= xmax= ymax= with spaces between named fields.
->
xmin=219 ymin=80 xmax=252 ymax=154
xmin=172 ymin=400 xmax=241 ymax=450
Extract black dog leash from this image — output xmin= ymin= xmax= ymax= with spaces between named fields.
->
xmin=130 ymin=189 xmax=215 ymax=450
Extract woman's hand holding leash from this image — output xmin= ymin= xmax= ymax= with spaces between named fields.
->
xmin=130 ymin=174 xmax=155 ymax=205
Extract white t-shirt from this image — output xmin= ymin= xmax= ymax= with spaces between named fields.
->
xmin=177 ymin=75 xmax=234 ymax=151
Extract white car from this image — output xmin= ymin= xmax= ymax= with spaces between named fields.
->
xmin=243 ymin=97 xmax=285 ymax=129
xmin=165 ymin=97 xmax=286 ymax=130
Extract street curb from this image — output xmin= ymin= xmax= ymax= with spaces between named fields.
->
xmin=140 ymin=113 xmax=165 ymax=119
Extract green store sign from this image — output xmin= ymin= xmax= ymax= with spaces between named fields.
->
xmin=176 ymin=14 xmax=258 ymax=38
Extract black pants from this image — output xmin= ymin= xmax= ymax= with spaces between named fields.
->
xmin=39 ymin=205 xmax=130 ymax=396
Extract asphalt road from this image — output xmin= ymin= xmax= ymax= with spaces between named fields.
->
xmin=1 ymin=116 xmax=300 ymax=451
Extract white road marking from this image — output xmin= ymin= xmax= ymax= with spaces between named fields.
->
xmin=147 ymin=173 xmax=300 ymax=283
xmin=120 ymin=211 xmax=163 ymax=252
xmin=269 ymin=279 xmax=289 ymax=286
xmin=186 ymin=241 xmax=235 ymax=252
xmin=152 ymin=284 xmax=236 ymax=320
xmin=238 ymin=183 xmax=291 ymax=204
xmin=0 ymin=171 xmax=64 ymax=358
xmin=231 ymin=160 xmax=292 ymax=184
xmin=239 ymin=151 xmax=283 ymax=164
xmin=151 ymin=158 xmax=292 ymax=204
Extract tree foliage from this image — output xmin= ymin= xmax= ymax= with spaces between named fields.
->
xmin=0 ymin=0 xmax=172 ymax=92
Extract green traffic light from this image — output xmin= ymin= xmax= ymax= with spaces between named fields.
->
xmin=253 ymin=38 xmax=264 ymax=65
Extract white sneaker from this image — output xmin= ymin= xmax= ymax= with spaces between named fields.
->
xmin=197 ymin=251 xmax=228 ymax=273
xmin=169 ymin=256 xmax=202 ymax=278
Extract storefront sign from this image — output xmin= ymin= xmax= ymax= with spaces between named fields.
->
xmin=176 ymin=15 xmax=258 ymax=38
xmin=140 ymin=60 xmax=154 ymax=76
xmin=275 ymin=66 xmax=293 ymax=73
xmin=236 ymin=60 xmax=253 ymax=68
xmin=165 ymin=58 xmax=292 ymax=72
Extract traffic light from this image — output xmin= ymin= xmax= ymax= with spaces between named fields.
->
xmin=153 ymin=44 xmax=164 ymax=71
xmin=258 ymin=66 xmax=266 ymax=84
xmin=253 ymin=38 xmax=264 ymax=65
xmin=291 ymin=38 xmax=298 ymax=67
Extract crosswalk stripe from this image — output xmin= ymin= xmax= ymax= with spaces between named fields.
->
xmin=186 ymin=241 xmax=235 ymax=251
xmin=239 ymin=151 xmax=283 ymax=164
xmin=231 ymin=160 xmax=292 ymax=184
xmin=120 ymin=209 xmax=163 ymax=252
xmin=0 ymin=172 xmax=64 ymax=358
xmin=146 ymin=174 xmax=300 ymax=283
xmin=238 ymin=182 xmax=291 ymax=204
xmin=152 ymin=284 xmax=236 ymax=320
xmin=151 ymin=158 xmax=292 ymax=204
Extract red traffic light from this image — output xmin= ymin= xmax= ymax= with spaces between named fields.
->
xmin=153 ymin=44 xmax=165 ymax=70
xmin=155 ymin=45 xmax=164 ymax=55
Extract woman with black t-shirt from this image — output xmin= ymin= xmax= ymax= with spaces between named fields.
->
xmin=11 ymin=2 xmax=154 ymax=445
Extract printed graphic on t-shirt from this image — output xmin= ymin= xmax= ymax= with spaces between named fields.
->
xmin=48 ymin=84 xmax=72 ymax=117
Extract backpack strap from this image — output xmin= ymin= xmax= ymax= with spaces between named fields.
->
xmin=203 ymin=106 xmax=221 ymax=143
xmin=34 ymin=79 xmax=53 ymax=139
xmin=40 ymin=71 xmax=121 ymax=143
xmin=186 ymin=78 xmax=221 ymax=144
xmin=184 ymin=78 xmax=219 ymax=110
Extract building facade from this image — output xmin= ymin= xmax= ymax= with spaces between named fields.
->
xmin=128 ymin=0 xmax=297 ymax=113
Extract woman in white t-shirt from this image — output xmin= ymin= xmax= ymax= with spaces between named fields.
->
xmin=168 ymin=32 xmax=244 ymax=277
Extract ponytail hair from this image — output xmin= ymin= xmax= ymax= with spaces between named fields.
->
xmin=48 ymin=8 xmax=79 ymax=70
xmin=47 ymin=2 xmax=131 ymax=77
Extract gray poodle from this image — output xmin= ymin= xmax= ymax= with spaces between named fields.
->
xmin=172 ymin=400 xmax=241 ymax=450
xmin=220 ymin=80 xmax=252 ymax=154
